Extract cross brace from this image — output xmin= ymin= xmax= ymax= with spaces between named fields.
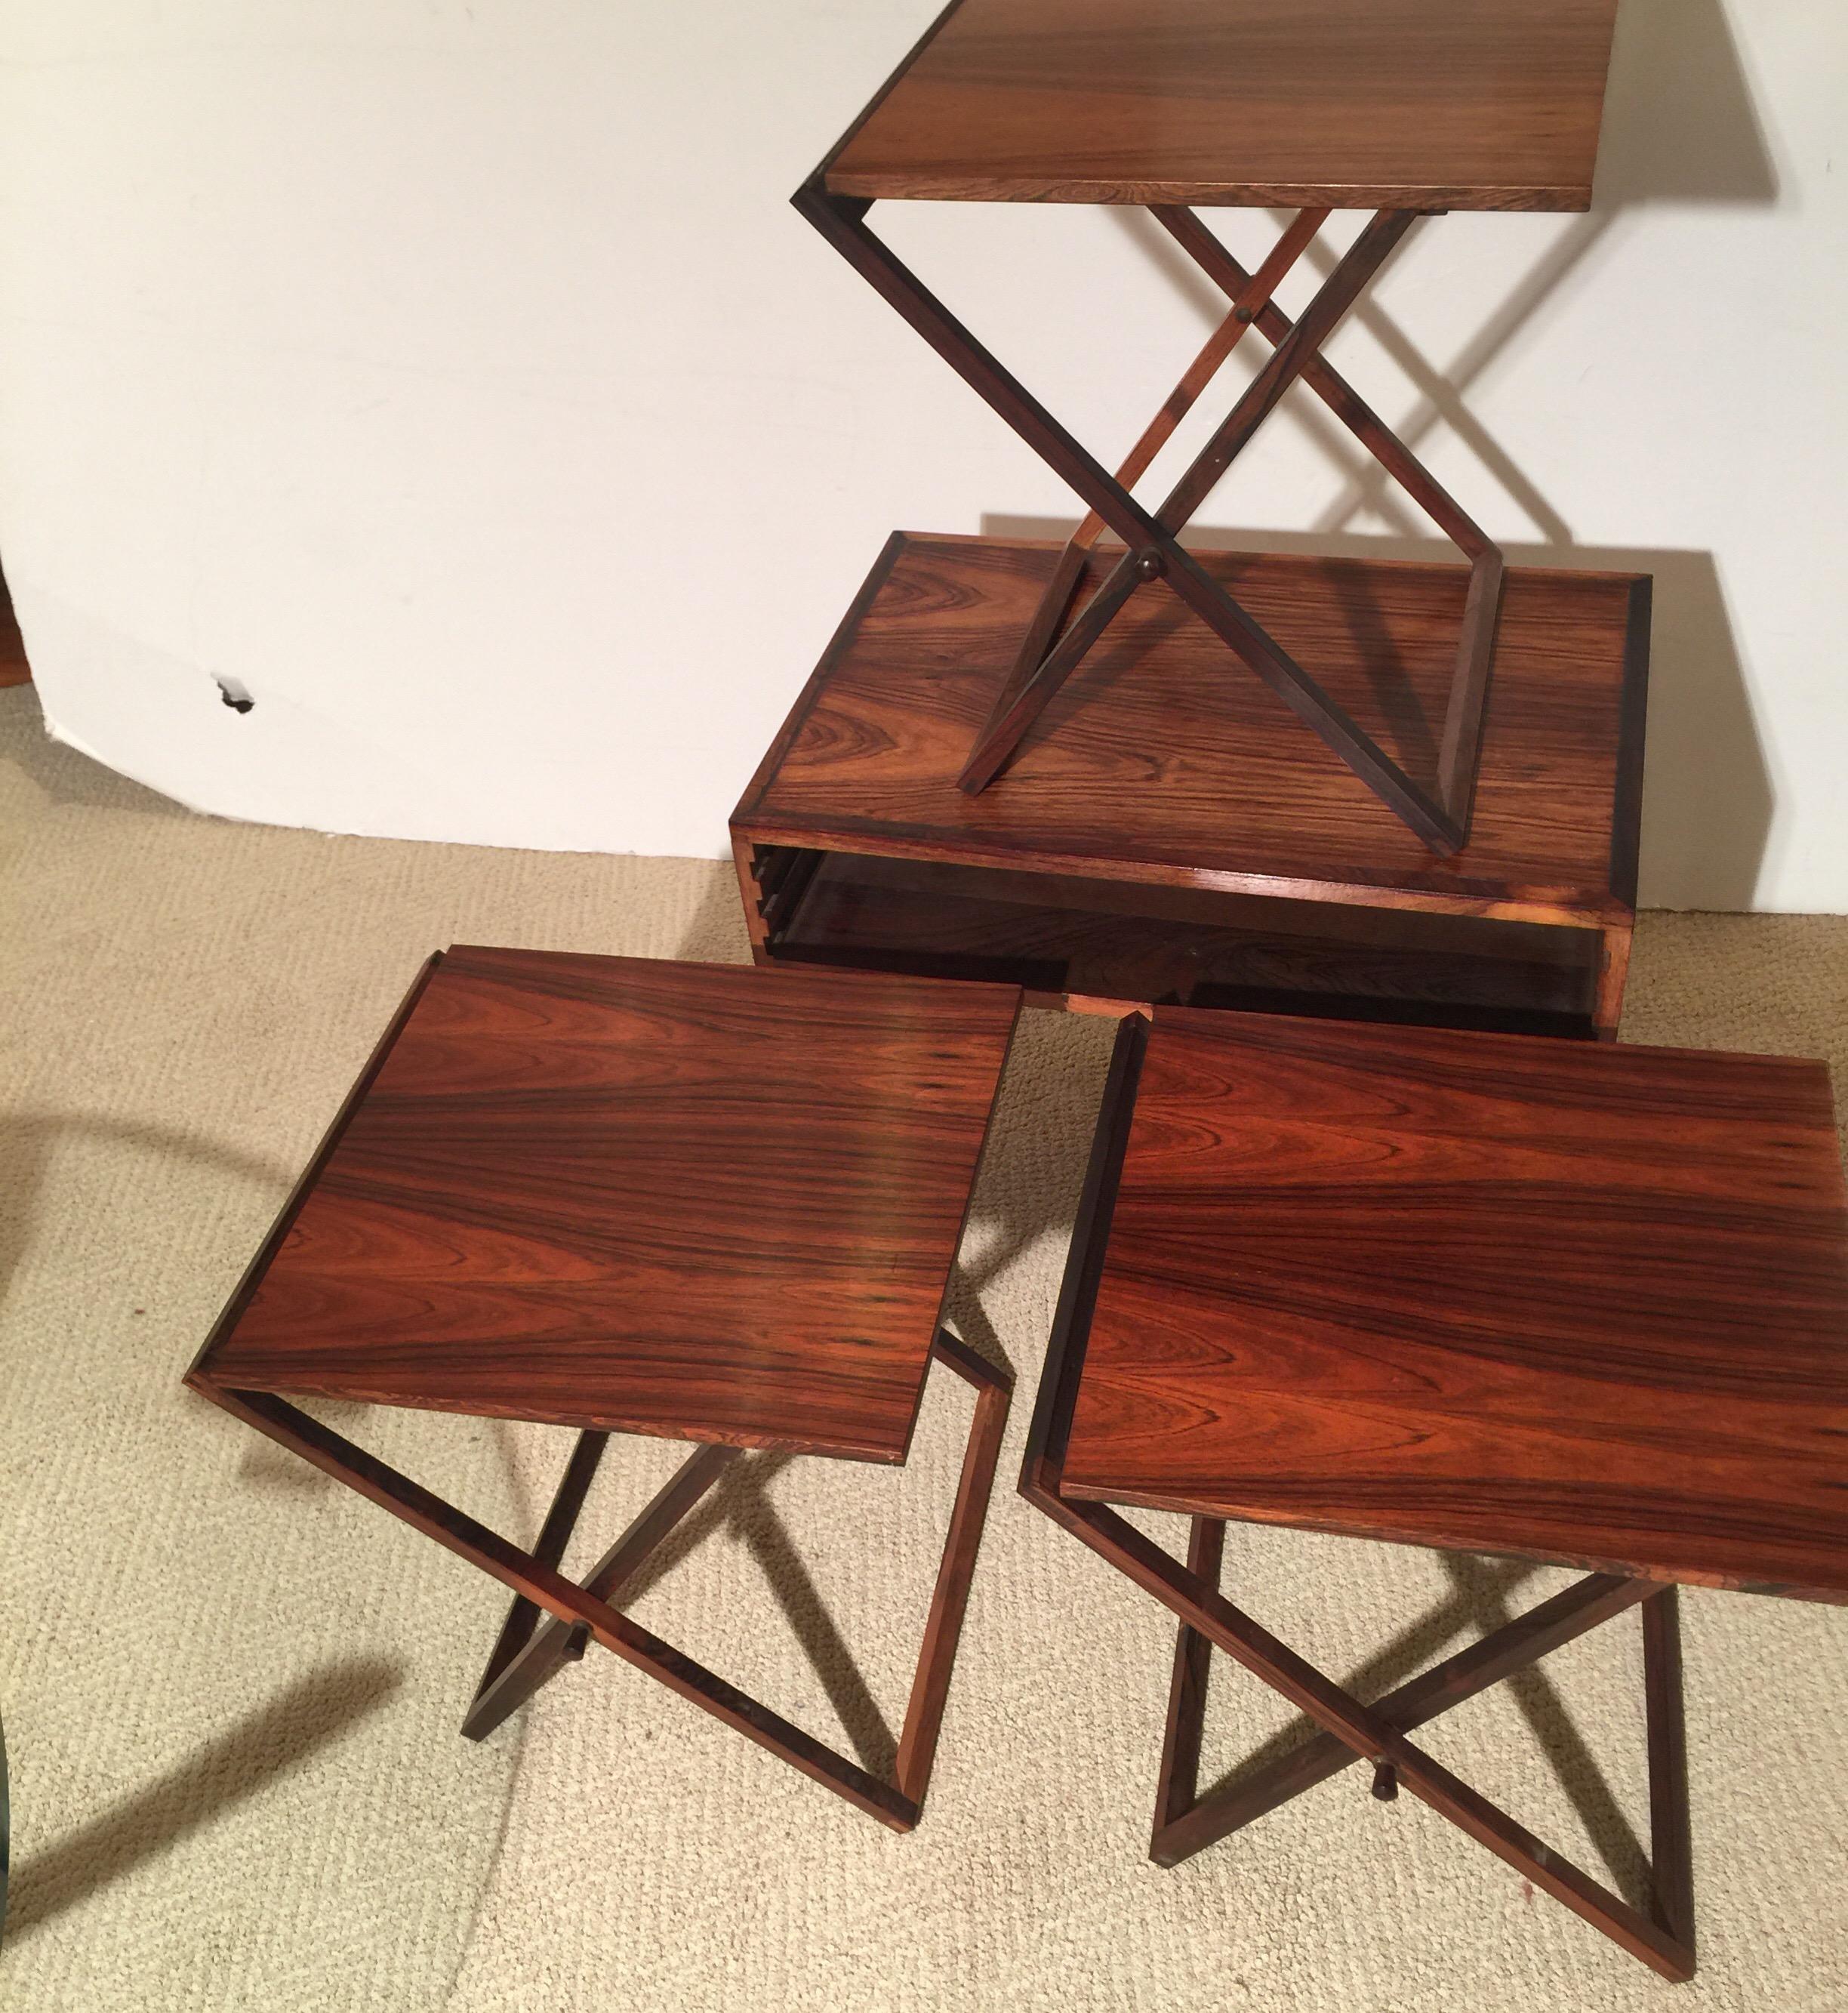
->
xmin=196 ymin=1330 xmax=1009 ymax=1833
xmin=1029 ymin=1479 xmax=1697 ymax=1981
xmin=796 ymin=183 xmax=1507 ymax=856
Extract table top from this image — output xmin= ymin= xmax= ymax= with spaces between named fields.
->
xmin=736 ymin=534 xmax=1649 ymax=928
xmin=1060 ymin=1011 xmax=1848 ymax=1602
xmin=824 ymin=0 xmax=1622 ymax=211
xmin=190 ymin=949 xmax=1021 ymax=1463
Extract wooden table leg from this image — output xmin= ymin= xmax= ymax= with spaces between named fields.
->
xmin=462 ymin=1441 xmax=739 ymax=1742
xmin=1032 ymin=1485 xmax=1697 ymax=1982
xmin=894 ymin=1330 xmax=1012 ymax=1806
xmin=1643 ymin=1588 xmax=1696 ymax=1960
xmin=1594 ymin=922 xmax=1634 ymax=1040
xmin=1150 ymin=1571 xmax=1650 ymax=1867
xmin=195 ymin=1343 xmax=1012 ymax=1832
xmin=796 ymin=182 xmax=1472 ymax=855
xmin=467 ymin=1429 xmax=608 ymax=1721
xmin=957 ymin=208 xmax=1326 ymax=795
xmin=1152 ymin=1517 xmax=1224 ymax=1844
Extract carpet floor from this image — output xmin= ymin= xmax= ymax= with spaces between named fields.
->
xmin=2 ymin=686 xmax=1844 ymax=2011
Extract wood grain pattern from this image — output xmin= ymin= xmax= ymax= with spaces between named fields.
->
xmin=190 ymin=949 xmax=1021 ymax=1463
xmin=735 ymin=533 xmax=1649 ymax=927
xmin=1061 ymin=1010 xmax=1848 ymax=1602
xmin=824 ymin=0 xmax=1621 ymax=211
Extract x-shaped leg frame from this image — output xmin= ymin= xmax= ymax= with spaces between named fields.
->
xmin=796 ymin=183 xmax=1506 ymax=855
xmin=1067 ymin=1501 xmax=1696 ymax=1981
xmin=1019 ymin=1019 xmax=1696 ymax=1981
xmin=194 ymin=1329 xmax=1009 ymax=1832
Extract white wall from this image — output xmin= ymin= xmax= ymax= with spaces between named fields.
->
xmin=0 ymin=0 xmax=1840 ymax=908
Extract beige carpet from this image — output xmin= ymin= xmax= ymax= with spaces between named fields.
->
xmin=2 ymin=683 xmax=1843 ymax=2011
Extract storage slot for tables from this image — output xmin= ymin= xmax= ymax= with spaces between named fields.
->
xmin=747 ymin=846 xmax=1602 ymax=1037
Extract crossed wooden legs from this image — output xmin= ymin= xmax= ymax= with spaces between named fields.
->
xmin=797 ymin=183 xmax=1505 ymax=855
xmin=198 ymin=1330 xmax=1009 ymax=1833
xmin=1150 ymin=1522 xmax=1696 ymax=1939
xmin=1019 ymin=1018 xmax=1696 ymax=1979
xmin=455 ymin=1328 xmax=1011 ymax=1826
xmin=1026 ymin=1484 xmax=1697 ymax=1981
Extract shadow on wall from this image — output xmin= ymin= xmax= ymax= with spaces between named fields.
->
xmin=1020 ymin=0 xmax=1783 ymax=910
xmin=1109 ymin=0 xmax=1778 ymax=540
xmin=1595 ymin=0 xmax=1780 ymax=206
xmin=1190 ymin=0 xmax=1781 ymax=551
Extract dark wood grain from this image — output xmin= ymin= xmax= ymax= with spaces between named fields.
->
xmin=1158 ymin=214 xmax=1417 ymax=534
xmin=737 ymin=535 xmax=1646 ymax=923
xmin=190 ymin=950 xmax=1021 ymax=1464
xmin=734 ymin=532 xmax=1647 ymax=1031
xmin=1643 ymin=1587 xmax=1696 ymax=1958
xmin=1060 ymin=1010 xmax=1848 ymax=1603
xmin=947 ymin=208 xmax=1486 ymax=846
xmin=960 ymin=207 xmax=1329 ymax=794
xmin=466 ymin=1427 xmax=609 ymax=1723
xmin=1152 ymin=1516 xmax=1224 ymax=1839
xmin=1023 ymin=1011 xmax=1717 ymax=1978
xmin=892 ymin=1330 xmax=1012 ymax=1806
xmin=824 ymin=0 xmax=1621 ymax=211
xmin=795 ymin=196 xmax=1468 ymax=855
xmin=940 ymin=203 xmax=1505 ymax=843
xmin=1019 ymin=1013 xmax=1148 ymax=1494
xmin=1151 ymin=208 xmax=1497 ymax=562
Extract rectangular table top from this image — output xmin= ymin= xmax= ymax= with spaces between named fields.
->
xmin=190 ymin=949 xmax=1021 ymax=1463
xmin=1061 ymin=1011 xmax=1848 ymax=1601
xmin=825 ymin=0 xmax=1622 ymax=211
xmin=737 ymin=534 xmax=1649 ymax=929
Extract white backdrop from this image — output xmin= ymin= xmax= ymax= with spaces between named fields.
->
xmin=0 ymin=0 xmax=1838 ymax=909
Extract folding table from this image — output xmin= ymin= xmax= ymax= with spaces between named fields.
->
xmin=799 ymin=0 xmax=1626 ymax=853
xmin=1024 ymin=1007 xmax=1848 ymax=1978
xmin=188 ymin=950 xmax=1021 ymax=1830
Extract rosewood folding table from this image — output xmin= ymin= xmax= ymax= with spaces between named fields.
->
xmin=799 ymin=0 xmax=1625 ymax=854
xmin=1024 ymin=1008 xmax=1848 ymax=1979
xmin=186 ymin=948 xmax=1021 ymax=1831
xmin=734 ymin=532 xmax=1648 ymax=1037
